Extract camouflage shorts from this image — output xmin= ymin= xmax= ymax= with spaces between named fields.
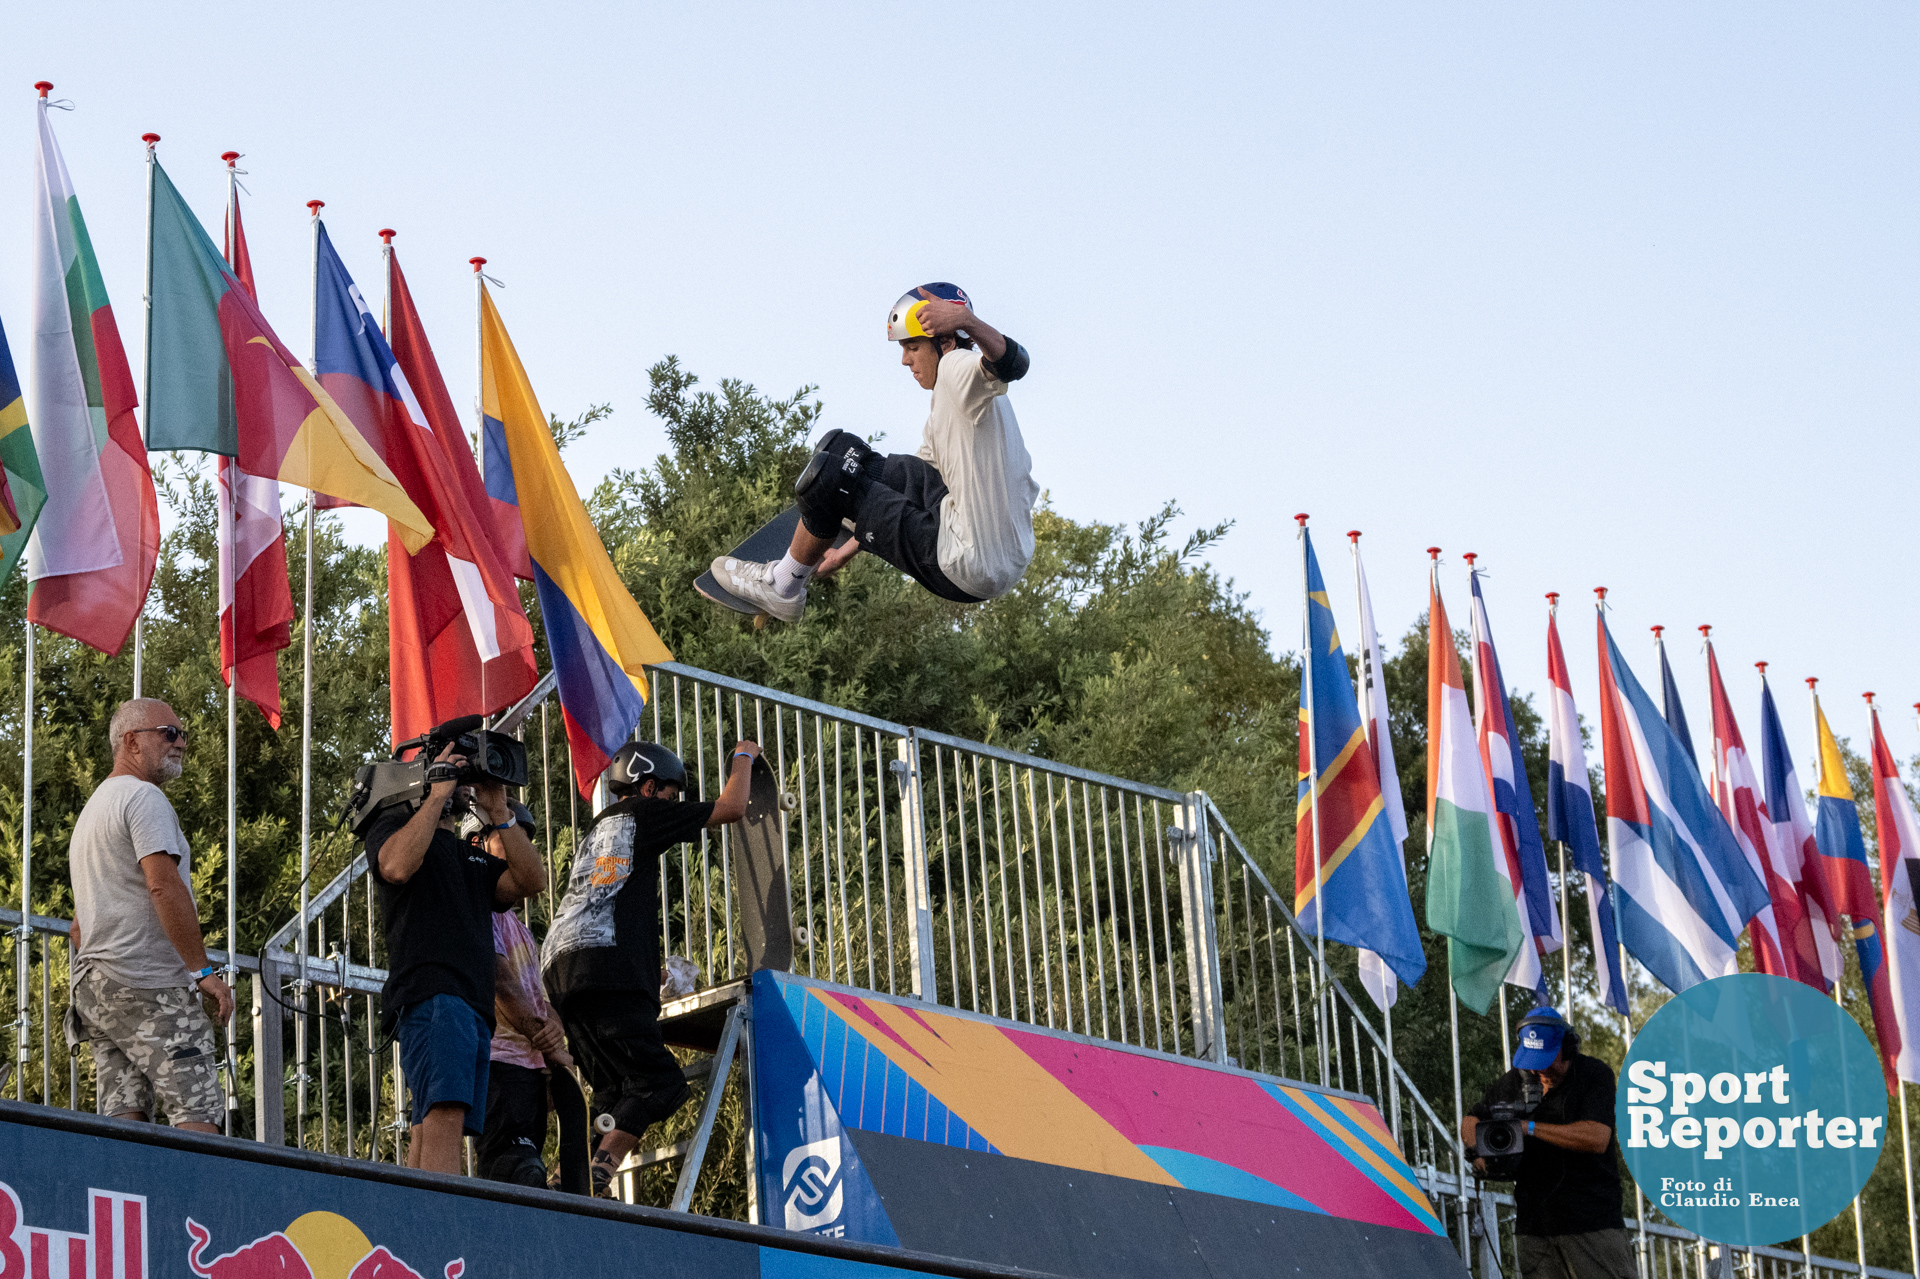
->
xmin=71 ymin=968 xmax=223 ymax=1126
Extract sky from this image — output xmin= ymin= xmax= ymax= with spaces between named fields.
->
xmin=3 ymin=2 xmax=1916 ymax=776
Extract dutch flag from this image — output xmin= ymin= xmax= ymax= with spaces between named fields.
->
xmin=1545 ymin=606 xmax=1628 ymax=1013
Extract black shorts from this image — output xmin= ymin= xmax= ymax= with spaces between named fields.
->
xmin=476 ymin=1060 xmax=548 ymax=1186
xmin=557 ymin=990 xmax=690 ymax=1138
xmin=797 ymin=430 xmax=983 ymax=605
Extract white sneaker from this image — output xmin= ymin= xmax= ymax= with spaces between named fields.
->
xmin=710 ymin=555 xmax=805 ymax=623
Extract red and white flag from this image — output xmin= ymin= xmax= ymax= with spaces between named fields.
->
xmin=1869 ymin=705 xmax=1920 ymax=1083
xmin=217 ymin=175 xmax=293 ymax=726
xmin=1703 ymin=640 xmax=1823 ymax=988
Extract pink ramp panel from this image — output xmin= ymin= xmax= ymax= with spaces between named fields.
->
xmin=806 ymin=986 xmax=1442 ymax=1236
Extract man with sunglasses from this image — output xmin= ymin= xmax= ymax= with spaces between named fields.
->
xmin=68 ymin=699 xmax=233 ymax=1132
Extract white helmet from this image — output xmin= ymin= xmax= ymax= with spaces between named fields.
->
xmin=886 ymin=282 xmax=971 ymax=342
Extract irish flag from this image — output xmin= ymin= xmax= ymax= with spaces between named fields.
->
xmin=142 ymin=158 xmax=431 ymax=551
xmin=1424 ymin=553 xmax=1523 ymax=1014
xmin=26 ymin=95 xmax=157 ymax=655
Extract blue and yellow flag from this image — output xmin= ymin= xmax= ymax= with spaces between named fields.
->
xmin=0 ymin=313 xmax=47 ymax=581
xmin=479 ymin=284 xmax=672 ymax=796
xmin=1295 ymin=525 xmax=1425 ymax=991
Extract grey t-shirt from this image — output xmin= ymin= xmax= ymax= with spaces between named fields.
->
xmin=70 ymin=775 xmax=194 ymax=989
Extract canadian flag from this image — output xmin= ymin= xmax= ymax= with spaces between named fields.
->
xmin=217 ymin=179 xmax=292 ymax=726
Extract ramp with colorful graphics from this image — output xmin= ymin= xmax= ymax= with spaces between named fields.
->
xmin=752 ymin=971 xmax=1464 ymax=1279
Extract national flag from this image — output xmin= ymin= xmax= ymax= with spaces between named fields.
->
xmin=481 ymin=283 xmax=670 ymax=794
xmin=1867 ymin=703 xmax=1920 ymax=1084
xmin=1349 ymin=532 xmax=1412 ymax=1011
xmin=25 ymin=99 xmax=157 ymax=655
xmin=1655 ymin=629 xmax=1699 ymax=775
xmin=1595 ymin=608 xmax=1768 ymax=993
xmin=311 ymin=227 xmax=536 ymax=745
xmin=215 ymin=172 xmax=293 ymax=727
xmin=1545 ymin=602 xmax=1627 ymax=1013
xmin=0 ymin=313 xmax=46 ymax=584
xmin=386 ymin=247 xmax=530 ymax=584
xmin=1424 ymin=557 xmax=1523 ymax=1014
xmin=1293 ymin=527 xmax=1425 ymax=999
xmin=1812 ymin=694 xmax=1900 ymax=1094
xmin=142 ymin=160 xmax=431 ymax=550
xmin=1704 ymin=643 xmax=1824 ymax=987
xmin=1467 ymin=568 xmax=1561 ymax=999
xmin=1756 ymin=672 xmax=1844 ymax=987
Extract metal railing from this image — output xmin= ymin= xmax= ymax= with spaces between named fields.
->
xmin=7 ymin=658 xmax=1912 ymax=1279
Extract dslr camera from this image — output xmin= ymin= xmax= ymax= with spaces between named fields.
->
xmin=1471 ymin=1077 xmax=1542 ymax=1180
xmin=341 ymin=715 xmax=529 ymax=839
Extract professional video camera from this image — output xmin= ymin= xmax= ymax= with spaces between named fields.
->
xmin=1471 ymin=1077 xmax=1542 ymax=1180
xmin=340 ymin=715 xmax=529 ymax=839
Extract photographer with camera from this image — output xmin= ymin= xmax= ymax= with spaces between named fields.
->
xmin=366 ymin=722 xmax=546 ymax=1176
xmin=1461 ymin=1008 xmax=1633 ymax=1279
xmin=543 ymin=737 xmax=760 ymax=1198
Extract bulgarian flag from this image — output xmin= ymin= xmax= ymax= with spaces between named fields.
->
xmin=26 ymin=95 xmax=157 ymax=655
xmin=142 ymin=158 xmax=432 ymax=550
xmin=1424 ymin=552 xmax=1523 ymax=1014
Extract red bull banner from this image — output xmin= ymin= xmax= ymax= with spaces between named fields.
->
xmin=0 ymin=1102 xmax=989 ymax=1279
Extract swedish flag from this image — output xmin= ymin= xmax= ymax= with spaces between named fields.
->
xmin=0 ymin=314 xmax=46 ymax=581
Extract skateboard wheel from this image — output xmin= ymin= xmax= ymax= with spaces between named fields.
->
xmin=795 ymin=926 xmax=811 ymax=946
xmin=595 ymin=1113 xmax=617 ymax=1134
xmin=780 ymin=791 xmax=798 ymax=812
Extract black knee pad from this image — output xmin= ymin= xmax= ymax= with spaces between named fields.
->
xmin=795 ymin=430 xmax=878 ymax=539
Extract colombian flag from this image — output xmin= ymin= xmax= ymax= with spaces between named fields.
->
xmin=142 ymin=160 xmax=431 ymax=551
xmin=479 ymin=284 xmax=671 ymax=795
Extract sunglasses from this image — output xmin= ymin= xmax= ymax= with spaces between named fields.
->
xmin=130 ymin=725 xmax=187 ymax=744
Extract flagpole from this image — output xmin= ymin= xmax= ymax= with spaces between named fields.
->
xmin=16 ymin=620 xmax=32 ymax=1103
xmin=471 ymin=257 xmax=488 ymax=722
xmin=1349 ymin=529 xmax=1399 ymax=1138
xmin=1296 ymin=514 xmax=1329 ymax=1088
xmin=294 ymin=198 xmax=326 ymax=1146
xmin=220 ymin=151 xmax=243 ymax=1137
xmin=135 ymin=128 xmax=161 ymax=700
xmin=1447 ymin=954 xmax=1468 ymax=1266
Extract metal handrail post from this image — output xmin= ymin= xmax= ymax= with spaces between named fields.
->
xmin=1174 ymin=792 xmax=1227 ymax=1063
xmin=895 ymin=734 xmax=938 ymax=1001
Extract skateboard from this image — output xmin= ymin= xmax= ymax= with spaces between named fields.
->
xmin=694 ymin=504 xmax=852 ymax=619
xmin=730 ymin=755 xmax=795 ymax=972
xmin=548 ymin=1062 xmax=592 ymax=1196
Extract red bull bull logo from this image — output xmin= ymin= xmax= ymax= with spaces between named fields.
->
xmin=0 ymin=1182 xmax=459 ymax=1279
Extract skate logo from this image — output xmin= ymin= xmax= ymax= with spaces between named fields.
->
xmin=0 ymin=1180 xmax=147 ymax=1279
xmin=780 ymin=1139 xmax=844 ymax=1233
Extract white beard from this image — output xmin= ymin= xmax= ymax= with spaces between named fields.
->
xmin=156 ymin=756 xmax=183 ymax=783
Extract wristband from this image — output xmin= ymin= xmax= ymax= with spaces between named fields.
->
xmin=485 ymin=820 xmax=516 ymax=836
xmin=733 ymin=751 xmax=754 ymax=761
xmin=1526 ymin=1121 xmax=1535 ymax=1135
xmin=189 ymin=965 xmax=217 ymax=984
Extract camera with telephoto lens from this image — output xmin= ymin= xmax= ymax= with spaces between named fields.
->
xmin=339 ymin=715 xmax=529 ymax=839
xmin=1472 ymin=1078 xmax=1542 ymax=1180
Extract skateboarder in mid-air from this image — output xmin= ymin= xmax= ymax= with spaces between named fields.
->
xmin=710 ymin=283 xmax=1036 ymax=621
xmin=541 ymin=738 xmax=761 ymax=1199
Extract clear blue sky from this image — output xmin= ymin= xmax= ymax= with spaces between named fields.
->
xmin=4 ymin=3 xmax=1916 ymax=774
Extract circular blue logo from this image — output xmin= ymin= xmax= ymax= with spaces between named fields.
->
xmin=1619 ymin=973 xmax=1887 ymax=1244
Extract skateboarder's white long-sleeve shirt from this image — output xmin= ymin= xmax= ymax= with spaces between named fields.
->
xmin=917 ymin=348 xmax=1039 ymax=600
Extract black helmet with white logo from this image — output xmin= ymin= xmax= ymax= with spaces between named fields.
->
xmin=607 ymin=741 xmax=688 ymax=796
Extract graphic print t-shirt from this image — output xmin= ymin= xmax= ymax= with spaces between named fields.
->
xmin=542 ymin=795 xmax=713 ymax=1004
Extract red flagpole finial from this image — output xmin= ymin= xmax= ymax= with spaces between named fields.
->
xmin=1545 ymin=591 xmax=1560 ymax=605
xmin=1594 ymin=587 xmax=1607 ymax=602
xmin=1863 ymin=692 xmax=1875 ymax=706
xmin=1347 ymin=529 xmax=1361 ymax=542
xmin=1651 ymin=625 xmax=1664 ymax=640
xmin=1463 ymin=552 xmax=1478 ymax=569
xmin=141 ymin=133 xmax=160 ymax=150
xmin=1755 ymin=661 xmax=1769 ymax=676
xmin=34 ymin=82 xmax=53 ymax=99
xmin=1806 ymin=677 xmax=1819 ymax=691
xmin=1293 ymin=513 xmax=1309 ymax=528
xmin=306 ymin=200 xmax=325 ymax=219
xmin=470 ymin=256 xmax=488 ymax=273
xmin=378 ymin=228 xmax=396 ymax=244
xmin=1427 ymin=547 xmax=1441 ymax=560
xmin=1698 ymin=624 xmax=1711 ymax=639
xmin=220 ymin=151 xmax=239 ymax=167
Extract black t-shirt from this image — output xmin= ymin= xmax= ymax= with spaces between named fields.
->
xmin=1471 ymin=1055 xmax=1625 ymax=1237
xmin=367 ymin=809 xmax=509 ymax=1034
xmin=541 ymin=795 xmax=713 ymax=1005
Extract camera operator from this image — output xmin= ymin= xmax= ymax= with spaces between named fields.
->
xmin=368 ymin=730 xmax=546 ymax=1176
xmin=543 ymin=738 xmax=760 ymax=1198
xmin=1461 ymin=1008 xmax=1634 ymax=1279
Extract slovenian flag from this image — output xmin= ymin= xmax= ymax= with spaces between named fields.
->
xmin=1866 ymin=703 xmax=1920 ymax=1085
xmin=1812 ymin=694 xmax=1900 ymax=1094
xmin=1293 ymin=527 xmax=1425 ymax=998
xmin=1704 ymin=643 xmax=1824 ymax=988
xmin=310 ymin=225 xmax=536 ymax=745
xmin=1596 ymin=608 xmax=1768 ymax=993
xmin=1544 ymin=603 xmax=1627 ymax=1013
xmin=25 ymin=97 xmax=157 ymax=656
xmin=480 ymin=282 xmax=671 ymax=794
xmin=1466 ymin=568 xmax=1560 ymax=998
xmin=143 ymin=160 xmax=432 ymax=552
xmin=1756 ymin=672 xmax=1843 ymax=989
xmin=1425 ymin=557 xmax=1523 ymax=1014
